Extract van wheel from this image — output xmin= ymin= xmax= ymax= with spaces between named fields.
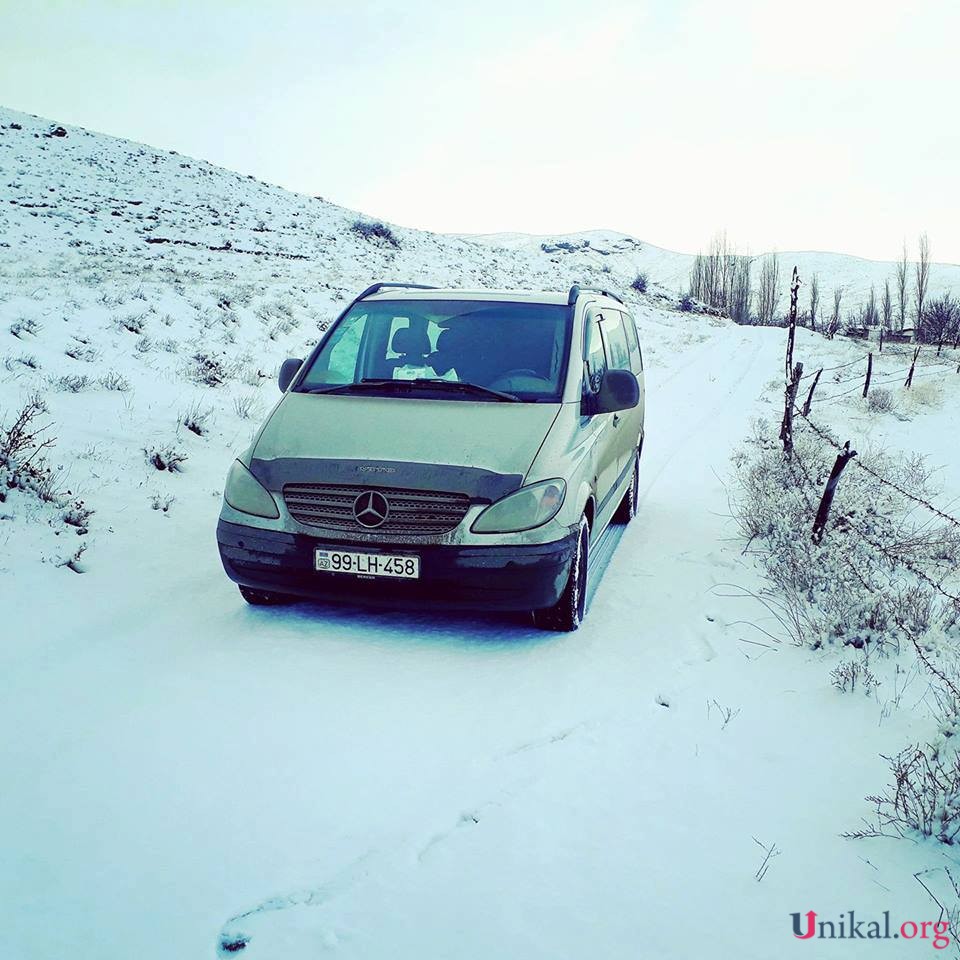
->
xmin=239 ymin=585 xmax=294 ymax=606
xmin=612 ymin=449 xmax=640 ymax=524
xmin=533 ymin=515 xmax=589 ymax=631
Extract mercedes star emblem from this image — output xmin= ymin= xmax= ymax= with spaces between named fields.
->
xmin=353 ymin=490 xmax=390 ymax=528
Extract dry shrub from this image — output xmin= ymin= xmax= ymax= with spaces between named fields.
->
xmin=145 ymin=445 xmax=187 ymax=472
xmin=849 ymin=746 xmax=960 ymax=845
xmin=866 ymin=387 xmax=896 ymax=414
xmin=189 ymin=353 xmax=227 ymax=386
xmin=731 ymin=418 xmax=956 ymax=651
xmin=0 ymin=394 xmax=59 ymax=503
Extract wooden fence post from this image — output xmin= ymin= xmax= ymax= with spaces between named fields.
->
xmin=778 ymin=267 xmax=804 ymax=457
xmin=802 ymin=368 xmax=822 ymax=416
xmin=812 ymin=441 xmax=858 ymax=544
xmin=879 ymin=327 xmax=884 ymax=352
xmin=905 ymin=346 xmax=920 ymax=389
xmin=862 ymin=352 xmax=873 ymax=398
xmin=780 ymin=361 xmax=803 ymax=457
xmin=785 ymin=267 xmax=801 ymax=382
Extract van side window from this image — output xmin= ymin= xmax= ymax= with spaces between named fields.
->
xmin=599 ymin=310 xmax=631 ymax=370
xmin=582 ymin=314 xmax=607 ymax=395
xmin=621 ymin=310 xmax=643 ymax=371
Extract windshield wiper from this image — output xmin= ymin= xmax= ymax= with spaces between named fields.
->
xmin=307 ymin=378 xmax=519 ymax=401
xmin=305 ymin=379 xmax=399 ymax=395
xmin=404 ymin=379 xmax=520 ymax=402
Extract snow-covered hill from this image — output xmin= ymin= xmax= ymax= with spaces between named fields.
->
xmin=0 ymin=106 xmax=687 ymax=318
xmin=4 ymin=106 xmax=960 ymax=960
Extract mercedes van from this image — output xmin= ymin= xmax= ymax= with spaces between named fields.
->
xmin=217 ymin=283 xmax=645 ymax=630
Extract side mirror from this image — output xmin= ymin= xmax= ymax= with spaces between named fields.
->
xmin=278 ymin=357 xmax=303 ymax=393
xmin=594 ymin=369 xmax=639 ymax=414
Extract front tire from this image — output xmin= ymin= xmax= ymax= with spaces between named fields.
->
xmin=533 ymin=515 xmax=589 ymax=631
xmin=239 ymin=585 xmax=295 ymax=606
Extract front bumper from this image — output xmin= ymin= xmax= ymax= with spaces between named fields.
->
xmin=217 ymin=519 xmax=577 ymax=612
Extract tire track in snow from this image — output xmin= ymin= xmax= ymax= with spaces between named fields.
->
xmin=638 ymin=333 xmax=766 ymax=503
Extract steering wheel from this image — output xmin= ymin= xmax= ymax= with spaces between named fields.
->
xmin=489 ymin=368 xmax=548 ymax=392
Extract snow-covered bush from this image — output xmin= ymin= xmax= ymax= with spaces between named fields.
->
xmin=851 ymin=745 xmax=960 ymax=845
xmin=118 ymin=312 xmax=147 ymax=334
xmin=631 ymin=273 xmax=648 ymax=294
xmin=145 ymin=444 xmax=187 ymax=472
xmin=65 ymin=340 xmax=99 ymax=362
xmin=54 ymin=374 xmax=92 ymax=392
xmin=10 ymin=316 xmax=41 ymax=338
xmin=866 ymin=387 xmax=896 ymax=413
xmin=189 ymin=352 xmax=227 ymax=386
xmin=906 ymin=381 xmax=943 ymax=410
xmin=99 ymin=370 xmax=131 ymax=391
xmin=350 ymin=219 xmax=400 ymax=248
xmin=180 ymin=401 xmax=211 ymax=436
xmin=0 ymin=395 xmax=56 ymax=503
xmin=232 ymin=393 xmax=262 ymax=420
xmin=830 ymin=657 xmax=880 ymax=694
xmin=62 ymin=498 xmax=94 ymax=534
xmin=731 ymin=418 xmax=956 ymax=651
xmin=736 ymin=417 xmax=960 ymax=846
xmin=4 ymin=353 xmax=40 ymax=371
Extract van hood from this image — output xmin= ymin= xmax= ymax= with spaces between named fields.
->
xmin=248 ymin=393 xmax=561 ymax=501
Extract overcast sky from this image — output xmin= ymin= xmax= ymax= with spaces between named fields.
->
xmin=2 ymin=0 xmax=957 ymax=263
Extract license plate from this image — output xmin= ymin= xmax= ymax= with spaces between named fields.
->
xmin=315 ymin=548 xmax=420 ymax=579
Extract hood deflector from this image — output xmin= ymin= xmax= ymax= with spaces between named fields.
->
xmin=249 ymin=457 xmax=523 ymax=503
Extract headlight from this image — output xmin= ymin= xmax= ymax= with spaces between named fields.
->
xmin=223 ymin=460 xmax=280 ymax=519
xmin=471 ymin=479 xmax=566 ymax=534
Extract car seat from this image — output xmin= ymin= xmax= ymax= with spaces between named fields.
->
xmin=391 ymin=326 xmax=432 ymax=365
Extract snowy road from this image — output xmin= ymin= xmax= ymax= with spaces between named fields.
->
xmin=1 ymin=325 xmax=938 ymax=959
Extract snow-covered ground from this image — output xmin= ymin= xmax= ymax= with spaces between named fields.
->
xmin=3 ymin=106 xmax=960 ymax=959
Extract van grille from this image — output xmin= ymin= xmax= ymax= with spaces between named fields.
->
xmin=282 ymin=483 xmax=471 ymax=536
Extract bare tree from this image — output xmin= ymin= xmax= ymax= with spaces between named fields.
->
xmin=914 ymin=232 xmax=930 ymax=343
xmin=688 ymin=232 xmax=751 ymax=323
xmin=689 ymin=254 xmax=706 ymax=304
xmin=755 ymin=253 xmax=781 ymax=326
xmin=827 ymin=286 xmax=843 ymax=339
xmin=728 ymin=257 xmax=752 ymax=325
xmin=920 ymin=293 xmax=958 ymax=350
xmin=808 ymin=273 xmax=820 ymax=331
xmin=881 ymin=279 xmax=893 ymax=331
xmin=896 ymin=241 xmax=909 ymax=330
xmin=688 ymin=233 xmax=728 ymax=309
xmin=861 ymin=285 xmax=878 ymax=327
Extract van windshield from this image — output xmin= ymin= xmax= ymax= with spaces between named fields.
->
xmin=295 ymin=299 xmax=572 ymax=402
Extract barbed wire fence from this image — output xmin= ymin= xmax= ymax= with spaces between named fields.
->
xmin=768 ymin=266 xmax=960 ymax=687
xmin=758 ymin=273 xmax=960 ymax=859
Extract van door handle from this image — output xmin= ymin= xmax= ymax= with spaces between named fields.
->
xmin=612 ymin=414 xmax=621 ymax=427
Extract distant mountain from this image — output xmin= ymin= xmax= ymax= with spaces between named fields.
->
xmin=460 ymin=231 xmax=960 ymax=318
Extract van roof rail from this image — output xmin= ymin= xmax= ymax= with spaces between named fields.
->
xmin=357 ymin=282 xmax=437 ymax=301
xmin=567 ymin=284 xmax=625 ymax=306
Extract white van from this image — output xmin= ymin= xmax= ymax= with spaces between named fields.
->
xmin=217 ymin=283 xmax=645 ymax=630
